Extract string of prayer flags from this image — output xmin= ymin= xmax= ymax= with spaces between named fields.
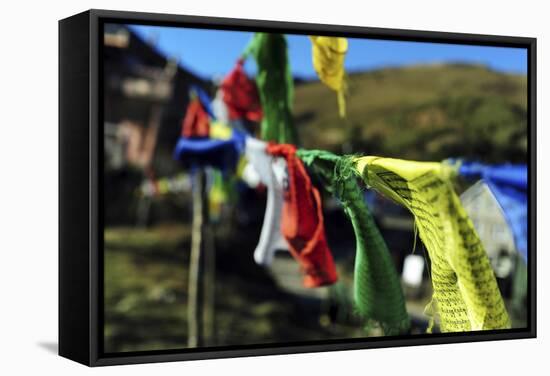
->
xmin=297 ymin=150 xmax=410 ymax=334
xmin=266 ymin=143 xmax=338 ymax=287
xmin=221 ymin=59 xmax=263 ymax=123
xmin=177 ymin=93 xmax=245 ymax=172
xmin=138 ymin=173 xmax=191 ymax=198
xmin=181 ymin=97 xmax=210 ymax=138
xmin=243 ymin=33 xmax=298 ymax=144
xmin=457 ymin=161 xmax=528 ymax=262
xmin=353 ymin=157 xmax=510 ymax=332
xmin=310 ymin=36 xmax=348 ymax=118
xmin=244 ymin=138 xmax=290 ymax=265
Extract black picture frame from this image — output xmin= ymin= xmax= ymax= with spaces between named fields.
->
xmin=59 ymin=8 xmax=537 ymax=367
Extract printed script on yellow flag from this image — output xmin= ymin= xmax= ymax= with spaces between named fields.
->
xmin=354 ymin=157 xmax=511 ymax=332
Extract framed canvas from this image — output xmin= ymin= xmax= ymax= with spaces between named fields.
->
xmin=59 ymin=9 xmax=536 ymax=366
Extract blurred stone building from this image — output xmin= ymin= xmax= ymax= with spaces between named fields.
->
xmin=103 ymin=23 xmax=213 ymax=225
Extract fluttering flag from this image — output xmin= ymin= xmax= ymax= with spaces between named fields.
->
xmin=266 ymin=143 xmax=337 ymax=288
xmin=457 ymin=161 xmax=528 ymax=262
xmin=173 ymin=129 xmax=245 ymax=173
xmin=298 ymin=150 xmax=410 ymax=334
xmin=221 ymin=59 xmax=263 ymax=123
xmin=310 ymin=36 xmax=348 ymax=118
xmin=181 ymin=98 xmax=210 ymax=139
xmin=244 ymin=137 xmax=290 ymax=266
xmin=243 ymin=33 xmax=298 ymax=144
xmin=354 ymin=157 xmax=511 ymax=332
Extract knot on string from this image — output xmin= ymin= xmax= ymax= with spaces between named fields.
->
xmin=332 ymin=155 xmax=360 ymax=209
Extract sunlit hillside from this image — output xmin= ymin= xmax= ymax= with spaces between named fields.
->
xmin=294 ymin=63 xmax=527 ymax=162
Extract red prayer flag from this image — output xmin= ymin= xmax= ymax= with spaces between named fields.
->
xmin=266 ymin=143 xmax=338 ymax=287
xmin=182 ymin=98 xmax=210 ymax=138
xmin=221 ymin=59 xmax=263 ymax=123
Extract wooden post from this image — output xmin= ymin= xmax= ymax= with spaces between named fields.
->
xmin=187 ymin=170 xmax=205 ymax=347
xmin=202 ymin=189 xmax=216 ymax=346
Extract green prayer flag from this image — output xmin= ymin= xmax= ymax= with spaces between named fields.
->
xmin=298 ymin=149 xmax=410 ymax=335
xmin=243 ymin=33 xmax=298 ymax=144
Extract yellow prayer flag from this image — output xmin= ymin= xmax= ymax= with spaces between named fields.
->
xmin=354 ymin=156 xmax=511 ymax=332
xmin=310 ymin=36 xmax=348 ymax=118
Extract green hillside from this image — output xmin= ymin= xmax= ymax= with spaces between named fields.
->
xmin=293 ymin=63 xmax=528 ymax=163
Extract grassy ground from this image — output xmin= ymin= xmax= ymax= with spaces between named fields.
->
xmin=103 ymin=222 xmax=375 ymax=353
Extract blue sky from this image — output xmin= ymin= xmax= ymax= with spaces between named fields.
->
xmin=128 ymin=24 xmax=527 ymax=81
